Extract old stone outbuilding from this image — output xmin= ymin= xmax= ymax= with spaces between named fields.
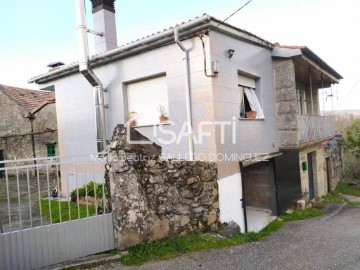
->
xmin=0 ymin=84 xmax=58 ymax=168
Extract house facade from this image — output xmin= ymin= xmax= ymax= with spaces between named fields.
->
xmin=28 ymin=1 xmax=342 ymax=232
xmin=0 ymin=84 xmax=58 ymax=173
xmin=272 ymin=46 xmax=343 ymax=200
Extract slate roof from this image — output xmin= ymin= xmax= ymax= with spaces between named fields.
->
xmin=0 ymin=84 xmax=54 ymax=113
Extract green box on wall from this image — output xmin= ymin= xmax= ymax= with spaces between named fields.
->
xmin=302 ymin=161 xmax=307 ymax=171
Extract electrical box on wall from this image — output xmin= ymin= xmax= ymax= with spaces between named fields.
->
xmin=302 ymin=161 xmax=307 ymax=171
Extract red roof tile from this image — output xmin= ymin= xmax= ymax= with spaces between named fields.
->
xmin=0 ymin=84 xmax=54 ymax=113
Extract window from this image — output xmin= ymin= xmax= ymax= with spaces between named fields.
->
xmin=127 ymin=76 xmax=169 ymax=126
xmin=46 ymin=144 xmax=56 ymax=157
xmin=238 ymin=74 xmax=264 ymax=119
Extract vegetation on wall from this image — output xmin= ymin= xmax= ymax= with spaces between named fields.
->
xmin=344 ymin=120 xmax=360 ymax=183
xmin=344 ymin=119 xmax=360 ymax=159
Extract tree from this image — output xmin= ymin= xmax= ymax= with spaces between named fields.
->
xmin=345 ymin=119 xmax=360 ymax=159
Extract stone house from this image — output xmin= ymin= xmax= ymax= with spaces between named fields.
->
xmin=272 ymin=46 xmax=343 ymax=200
xmin=0 ymin=84 xmax=58 ymax=171
xmin=28 ymin=0 xmax=342 ymax=232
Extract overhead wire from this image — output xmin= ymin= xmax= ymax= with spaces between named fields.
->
xmin=210 ymin=0 xmax=254 ymax=32
xmin=335 ymin=78 xmax=360 ymax=109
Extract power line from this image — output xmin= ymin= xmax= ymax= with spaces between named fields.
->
xmin=211 ymin=0 xmax=254 ymax=32
xmin=336 ymin=78 xmax=360 ymax=109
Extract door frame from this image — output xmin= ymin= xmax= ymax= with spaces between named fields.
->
xmin=326 ymin=157 xmax=332 ymax=192
xmin=307 ymin=152 xmax=315 ymax=200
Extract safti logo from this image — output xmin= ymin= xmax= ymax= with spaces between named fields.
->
xmin=125 ymin=118 xmax=238 ymax=145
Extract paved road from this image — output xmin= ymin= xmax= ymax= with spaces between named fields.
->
xmin=103 ymin=203 xmax=360 ymax=270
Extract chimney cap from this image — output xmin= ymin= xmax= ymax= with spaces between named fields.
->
xmin=47 ymin=61 xmax=65 ymax=68
xmin=90 ymin=0 xmax=116 ymax=13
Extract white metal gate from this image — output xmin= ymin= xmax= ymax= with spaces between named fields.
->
xmin=0 ymin=155 xmax=115 ymax=270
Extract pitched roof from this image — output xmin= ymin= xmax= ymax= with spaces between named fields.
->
xmin=273 ymin=44 xmax=343 ymax=80
xmin=29 ymin=14 xmax=273 ymax=84
xmin=28 ymin=13 xmax=342 ymax=84
xmin=0 ymin=84 xmax=55 ymax=113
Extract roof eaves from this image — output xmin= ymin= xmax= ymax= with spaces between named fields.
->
xmin=300 ymin=47 xmax=343 ymax=80
xmin=29 ymin=14 xmax=274 ymax=85
xmin=30 ymin=99 xmax=55 ymax=115
xmin=28 ymin=14 xmax=212 ymax=84
xmin=272 ymin=45 xmax=343 ymax=81
xmin=209 ymin=16 xmax=273 ymax=47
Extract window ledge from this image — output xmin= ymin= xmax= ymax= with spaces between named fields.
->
xmin=133 ymin=121 xmax=174 ymax=128
xmin=238 ymin=117 xmax=265 ymax=121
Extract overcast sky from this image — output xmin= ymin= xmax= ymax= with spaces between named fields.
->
xmin=0 ymin=0 xmax=359 ymax=111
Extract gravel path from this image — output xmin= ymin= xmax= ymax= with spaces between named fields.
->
xmin=101 ymin=203 xmax=360 ymax=270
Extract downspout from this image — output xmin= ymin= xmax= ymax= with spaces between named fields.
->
xmin=239 ymin=162 xmax=248 ymax=233
xmin=174 ymin=26 xmax=194 ymax=161
xmin=29 ymin=116 xmax=37 ymax=176
xmin=75 ymin=0 xmax=107 ymax=153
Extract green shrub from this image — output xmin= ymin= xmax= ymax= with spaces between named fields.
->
xmin=70 ymin=181 xmax=108 ymax=202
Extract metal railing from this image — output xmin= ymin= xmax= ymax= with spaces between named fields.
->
xmin=0 ymin=154 xmax=108 ymax=234
xmin=297 ymin=115 xmax=334 ymax=144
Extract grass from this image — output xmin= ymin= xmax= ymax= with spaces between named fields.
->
xmin=335 ymin=181 xmax=360 ymax=197
xmin=40 ymin=199 xmax=96 ymax=223
xmin=119 ymin=208 xmax=322 ymax=265
xmin=316 ymin=181 xmax=360 ymax=207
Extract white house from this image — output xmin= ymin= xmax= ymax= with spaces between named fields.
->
xmin=29 ymin=0 xmax=342 ymax=232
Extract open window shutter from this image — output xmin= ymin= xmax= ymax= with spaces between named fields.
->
xmin=127 ymin=76 xmax=168 ymax=126
xmin=244 ymin=87 xmax=264 ymax=119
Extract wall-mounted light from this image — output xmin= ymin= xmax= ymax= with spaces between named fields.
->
xmin=226 ymin=49 xmax=235 ymax=59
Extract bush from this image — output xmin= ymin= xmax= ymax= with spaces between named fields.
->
xmin=70 ymin=181 xmax=108 ymax=202
xmin=344 ymin=119 xmax=360 ymax=159
xmin=343 ymin=153 xmax=360 ymax=183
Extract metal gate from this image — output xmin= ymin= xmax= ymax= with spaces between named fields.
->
xmin=0 ymin=155 xmax=115 ymax=270
xmin=274 ymin=151 xmax=302 ymax=215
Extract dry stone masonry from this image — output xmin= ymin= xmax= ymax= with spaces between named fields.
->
xmin=106 ymin=124 xmax=219 ymax=250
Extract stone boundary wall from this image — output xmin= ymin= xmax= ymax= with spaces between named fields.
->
xmin=106 ymin=125 xmax=219 ymax=250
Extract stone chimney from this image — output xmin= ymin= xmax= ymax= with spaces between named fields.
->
xmin=90 ymin=0 xmax=117 ymax=54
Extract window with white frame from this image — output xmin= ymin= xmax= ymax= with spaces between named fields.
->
xmin=238 ymin=74 xmax=264 ymax=119
xmin=126 ymin=76 xmax=169 ymax=126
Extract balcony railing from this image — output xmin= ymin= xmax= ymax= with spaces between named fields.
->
xmin=297 ymin=115 xmax=334 ymax=144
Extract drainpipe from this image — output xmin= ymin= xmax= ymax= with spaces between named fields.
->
xmin=75 ymin=0 xmax=107 ymax=153
xmin=239 ymin=162 xmax=248 ymax=233
xmin=29 ymin=117 xmax=37 ymax=176
xmin=174 ymin=26 xmax=194 ymax=161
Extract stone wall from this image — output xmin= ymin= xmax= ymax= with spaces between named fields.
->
xmin=0 ymin=92 xmax=58 ymax=162
xmin=106 ymin=125 xmax=219 ymax=250
xmin=324 ymin=136 xmax=344 ymax=191
xmin=299 ymin=138 xmax=344 ymax=199
xmin=273 ymin=58 xmax=299 ymax=149
xmin=299 ymin=143 xmax=326 ymax=198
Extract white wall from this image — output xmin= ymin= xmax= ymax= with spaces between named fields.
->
xmin=217 ymin=172 xmax=245 ymax=232
xmin=209 ymin=31 xmax=280 ymax=157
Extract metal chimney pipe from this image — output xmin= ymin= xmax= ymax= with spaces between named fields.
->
xmin=75 ymin=0 xmax=107 ymax=153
